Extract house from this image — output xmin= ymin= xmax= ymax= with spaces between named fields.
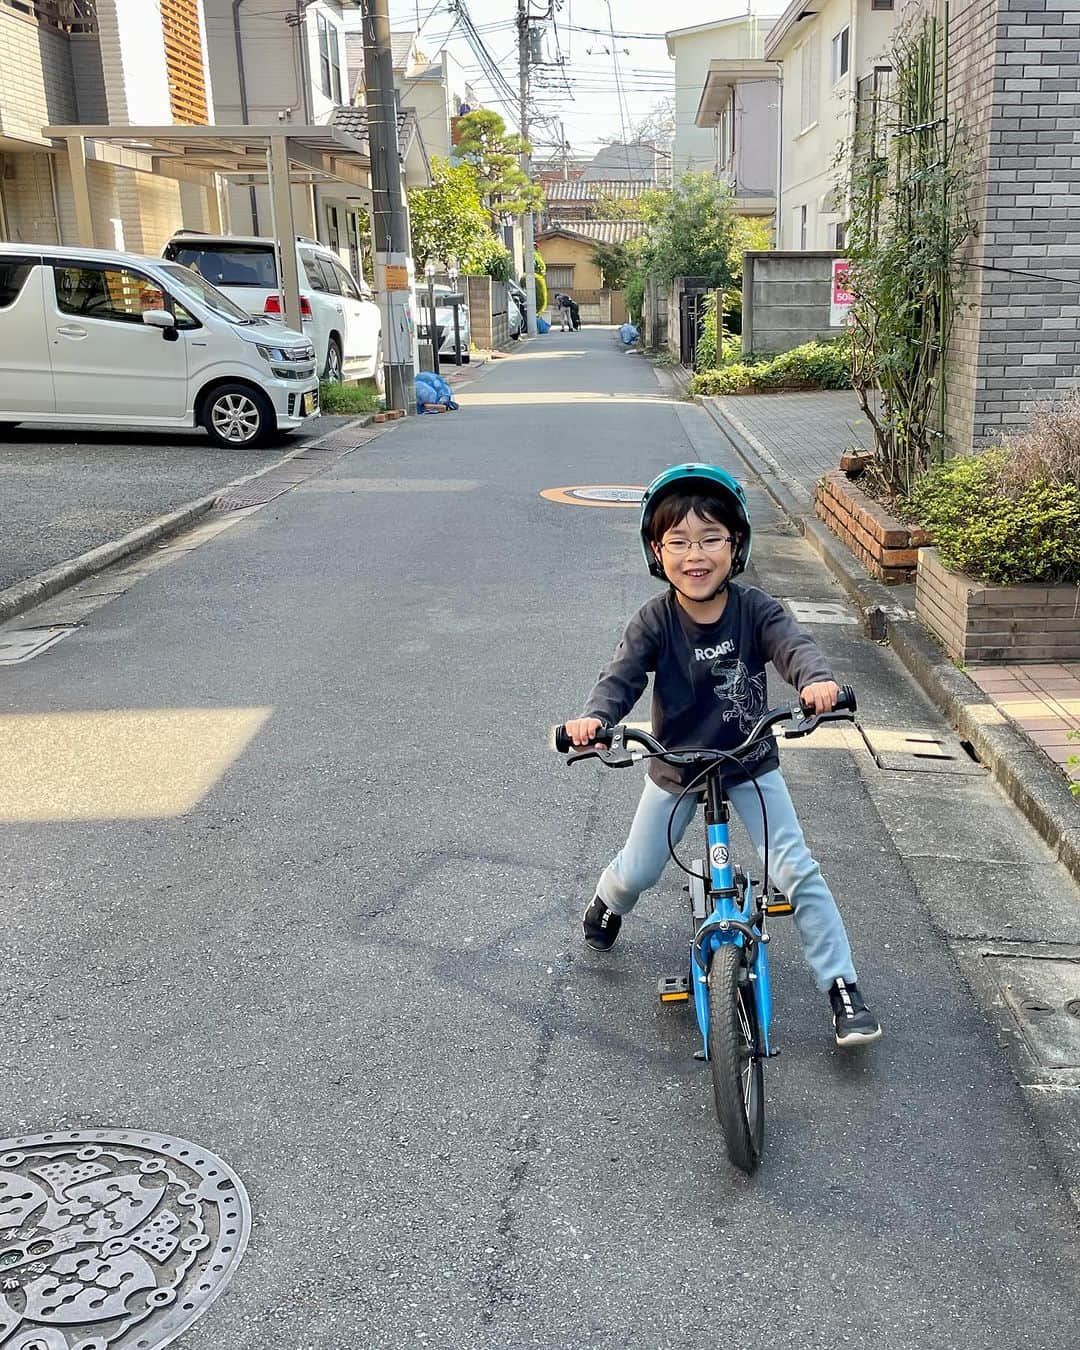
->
xmin=583 ymin=141 xmax=668 ymax=184
xmin=202 ymin=0 xmax=377 ymax=261
xmin=764 ymin=0 xmax=899 ymax=249
xmin=0 ymin=0 xmax=219 ymax=250
xmin=348 ymin=28 xmax=477 ymax=164
xmin=666 ymin=14 xmax=779 ymax=184
xmin=542 ymin=179 xmax=651 ymax=228
xmin=535 ymin=220 xmax=645 ymax=293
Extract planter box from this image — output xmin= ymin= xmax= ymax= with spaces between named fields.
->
xmin=916 ymin=547 xmax=1080 ymax=664
xmin=814 ymin=470 xmax=930 ymax=584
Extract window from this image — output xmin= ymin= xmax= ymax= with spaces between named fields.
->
xmin=329 ymin=258 xmax=362 ymax=301
xmin=0 ymin=257 xmax=35 ymax=308
xmin=832 ymin=220 xmax=847 ymax=249
xmin=871 ymin=0 xmax=894 ymax=9
xmin=163 ymin=241 xmax=277 ymax=288
xmin=832 ymin=26 xmax=850 ymax=85
xmin=793 ymin=205 xmax=808 ymax=250
xmin=799 ymin=37 xmax=820 ymax=132
xmin=317 ymin=11 xmax=343 ymax=103
xmin=546 ymin=265 xmax=575 ymax=290
xmin=301 ymin=251 xmax=330 ymax=291
xmin=53 ymin=265 xmax=165 ymax=324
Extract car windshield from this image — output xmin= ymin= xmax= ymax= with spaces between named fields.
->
xmin=163 ymin=241 xmax=278 ymax=289
xmin=159 ymin=263 xmax=254 ymax=324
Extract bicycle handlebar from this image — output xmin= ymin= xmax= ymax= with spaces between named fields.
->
xmin=554 ymin=685 xmax=857 ymax=766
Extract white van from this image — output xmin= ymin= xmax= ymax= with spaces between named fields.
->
xmin=0 ymin=244 xmax=319 ymax=448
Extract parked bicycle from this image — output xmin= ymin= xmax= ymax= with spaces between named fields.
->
xmin=555 ymin=685 xmax=858 ymax=1173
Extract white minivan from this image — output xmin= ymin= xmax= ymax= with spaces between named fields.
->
xmin=0 ymin=244 xmax=320 ymax=448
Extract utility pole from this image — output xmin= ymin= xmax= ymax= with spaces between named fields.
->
xmin=361 ymin=0 xmax=416 ymax=413
xmin=517 ymin=0 xmax=538 ymax=336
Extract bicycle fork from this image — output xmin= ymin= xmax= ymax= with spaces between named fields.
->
xmin=689 ymin=788 xmax=774 ymax=1062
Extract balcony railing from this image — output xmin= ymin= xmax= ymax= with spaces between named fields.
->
xmin=0 ymin=0 xmax=97 ymax=34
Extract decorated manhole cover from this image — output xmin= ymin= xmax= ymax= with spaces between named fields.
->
xmin=540 ymin=485 xmax=644 ymax=508
xmin=0 ymin=1130 xmax=250 ymax=1350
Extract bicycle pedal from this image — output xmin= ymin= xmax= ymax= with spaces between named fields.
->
xmin=658 ymin=973 xmax=690 ymax=1002
xmin=764 ymin=888 xmax=794 ymax=916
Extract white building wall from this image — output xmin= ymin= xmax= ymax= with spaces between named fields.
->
xmin=668 ymin=17 xmax=777 ymax=180
xmin=0 ymin=8 xmax=78 ymax=146
xmin=773 ymin=0 xmax=899 ymax=248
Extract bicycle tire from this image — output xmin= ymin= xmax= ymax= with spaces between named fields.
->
xmin=707 ymin=944 xmax=765 ymax=1173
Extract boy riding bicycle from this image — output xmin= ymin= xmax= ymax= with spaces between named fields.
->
xmin=562 ymin=463 xmax=881 ymax=1047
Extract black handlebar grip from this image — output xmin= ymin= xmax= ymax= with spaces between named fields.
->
xmin=835 ymin=684 xmax=857 ymax=714
xmin=554 ymin=724 xmax=613 ymax=753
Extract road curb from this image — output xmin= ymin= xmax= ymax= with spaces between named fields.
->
xmin=696 ymin=393 xmax=1080 ymax=884
xmin=0 ymin=414 xmax=373 ymax=628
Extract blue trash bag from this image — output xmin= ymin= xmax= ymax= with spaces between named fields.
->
xmin=415 ymin=371 xmax=459 ymax=413
xmin=536 ymin=316 xmax=551 ymax=334
xmin=618 ymin=323 xmax=639 ymax=345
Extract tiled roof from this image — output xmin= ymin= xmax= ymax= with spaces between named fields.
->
xmin=543 ymin=178 xmax=653 ymax=202
xmin=539 ymin=220 xmax=647 ymax=245
xmin=331 ymin=105 xmax=415 ymax=148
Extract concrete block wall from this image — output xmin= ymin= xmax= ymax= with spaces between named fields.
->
xmin=947 ymin=0 xmax=1080 ymax=449
xmin=741 ymin=251 xmax=844 ymax=355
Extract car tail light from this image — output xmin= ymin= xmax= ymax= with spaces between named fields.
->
xmin=263 ymin=294 xmax=313 ymax=319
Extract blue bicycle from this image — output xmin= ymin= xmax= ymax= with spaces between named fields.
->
xmin=556 ymin=686 xmax=857 ymax=1173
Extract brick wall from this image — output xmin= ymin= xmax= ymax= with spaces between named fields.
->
xmin=947 ymin=0 xmax=1080 ymax=449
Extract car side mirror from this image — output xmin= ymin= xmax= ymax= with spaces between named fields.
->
xmin=143 ymin=309 xmax=176 ymax=329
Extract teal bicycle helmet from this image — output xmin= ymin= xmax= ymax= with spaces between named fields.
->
xmin=639 ymin=463 xmax=752 ymax=580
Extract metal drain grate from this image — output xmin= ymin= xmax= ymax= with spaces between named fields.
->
xmin=985 ymin=954 xmax=1080 ymax=1069
xmin=0 ymin=626 xmax=77 ymax=665
xmin=860 ymin=726 xmax=985 ymax=775
xmin=781 ymin=599 xmax=858 ymax=625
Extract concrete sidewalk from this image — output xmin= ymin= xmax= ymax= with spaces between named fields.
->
xmin=690 ymin=383 xmax=1080 ymax=880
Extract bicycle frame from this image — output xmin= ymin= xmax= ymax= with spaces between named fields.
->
xmin=689 ymin=770 xmax=773 ymax=1061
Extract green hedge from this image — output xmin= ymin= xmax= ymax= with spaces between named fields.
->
xmin=689 ymin=338 xmax=852 ymax=396
xmin=907 ymin=448 xmax=1080 ymax=586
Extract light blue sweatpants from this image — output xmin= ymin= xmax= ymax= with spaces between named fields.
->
xmin=595 ymin=770 xmax=857 ymax=992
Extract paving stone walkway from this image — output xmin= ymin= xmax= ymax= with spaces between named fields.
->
xmin=703 ymin=387 xmax=1080 ymax=792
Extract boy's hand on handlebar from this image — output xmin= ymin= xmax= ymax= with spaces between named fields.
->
xmin=800 ymin=680 xmax=840 ymax=715
xmin=564 ymin=716 xmax=604 ymax=747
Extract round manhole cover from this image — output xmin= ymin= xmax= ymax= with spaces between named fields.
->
xmin=0 ymin=1130 xmax=250 ymax=1350
xmin=540 ymin=485 xmax=644 ymax=508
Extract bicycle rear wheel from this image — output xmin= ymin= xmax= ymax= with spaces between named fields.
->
xmin=707 ymin=944 xmax=765 ymax=1173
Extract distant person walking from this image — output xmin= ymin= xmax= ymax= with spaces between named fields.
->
xmin=555 ymin=292 xmax=573 ymax=332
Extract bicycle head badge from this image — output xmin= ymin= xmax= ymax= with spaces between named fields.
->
xmin=639 ymin=463 xmax=753 ymax=596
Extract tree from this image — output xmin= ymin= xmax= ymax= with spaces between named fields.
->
xmin=453 ymin=109 xmax=543 ymax=224
xmin=638 ymin=172 xmax=738 ymax=289
xmin=591 ymin=239 xmax=642 ymax=290
xmin=408 ymin=159 xmax=495 ymax=272
xmin=590 ymin=188 xmax=642 ymax=220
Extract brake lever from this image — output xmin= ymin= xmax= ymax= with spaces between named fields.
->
xmin=782 ymin=705 xmax=856 ymax=740
xmin=564 ymin=725 xmax=637 ymax=768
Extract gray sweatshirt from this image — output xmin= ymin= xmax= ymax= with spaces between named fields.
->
xmin=582 ymin=584 xmax=834 ymax=792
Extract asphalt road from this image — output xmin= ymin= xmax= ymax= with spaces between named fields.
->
xmin=0 ymin=415 xmax=357 ymax=592
xmin=1 ymin=330 xmax=1078 ymax=1349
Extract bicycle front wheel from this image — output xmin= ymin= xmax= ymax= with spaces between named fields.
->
xmin=707 ymin=944 xmax=765 ymax=1173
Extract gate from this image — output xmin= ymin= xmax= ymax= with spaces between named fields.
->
xmin=677 ymin=277 xmax=713 ymax=368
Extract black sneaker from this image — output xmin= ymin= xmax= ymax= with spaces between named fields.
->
xmin=829 ymin=978 xmax=882 ymax=1047
xmin=582 ymin=895 xmax=622 ymax=951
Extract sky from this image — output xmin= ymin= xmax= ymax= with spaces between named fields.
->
xmin=343 ymin=2 xmax=763 ymax=159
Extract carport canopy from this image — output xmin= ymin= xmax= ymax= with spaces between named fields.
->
xmin=43 ymin=123 xmax=372 ymax=334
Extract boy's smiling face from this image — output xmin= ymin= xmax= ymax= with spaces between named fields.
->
xmin=651 ymin=507 xmax=736 ymax=603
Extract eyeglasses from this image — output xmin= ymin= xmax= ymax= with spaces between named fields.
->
xmin=659 ymin=534 xmax=734 ymax=557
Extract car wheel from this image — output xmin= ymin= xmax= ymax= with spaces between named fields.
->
xmin=202 ymin=383 xmax=275 ymax=448
xmin=324 ymin=337 xmax=343 ymax=383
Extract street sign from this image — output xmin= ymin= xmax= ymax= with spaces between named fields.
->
xmin=384 ymin=265 xmax=410 ymax=291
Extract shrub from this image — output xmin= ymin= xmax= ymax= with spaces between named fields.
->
xmin=625 ymin=270 xmax=645 ymax=325
xmin=319 ymin=380 xmax=380 ymax=415
xmin=689 ymin=337 xmax=851 ymax=396
xmin=907 ymin=447 xmax=1080 ymax=585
